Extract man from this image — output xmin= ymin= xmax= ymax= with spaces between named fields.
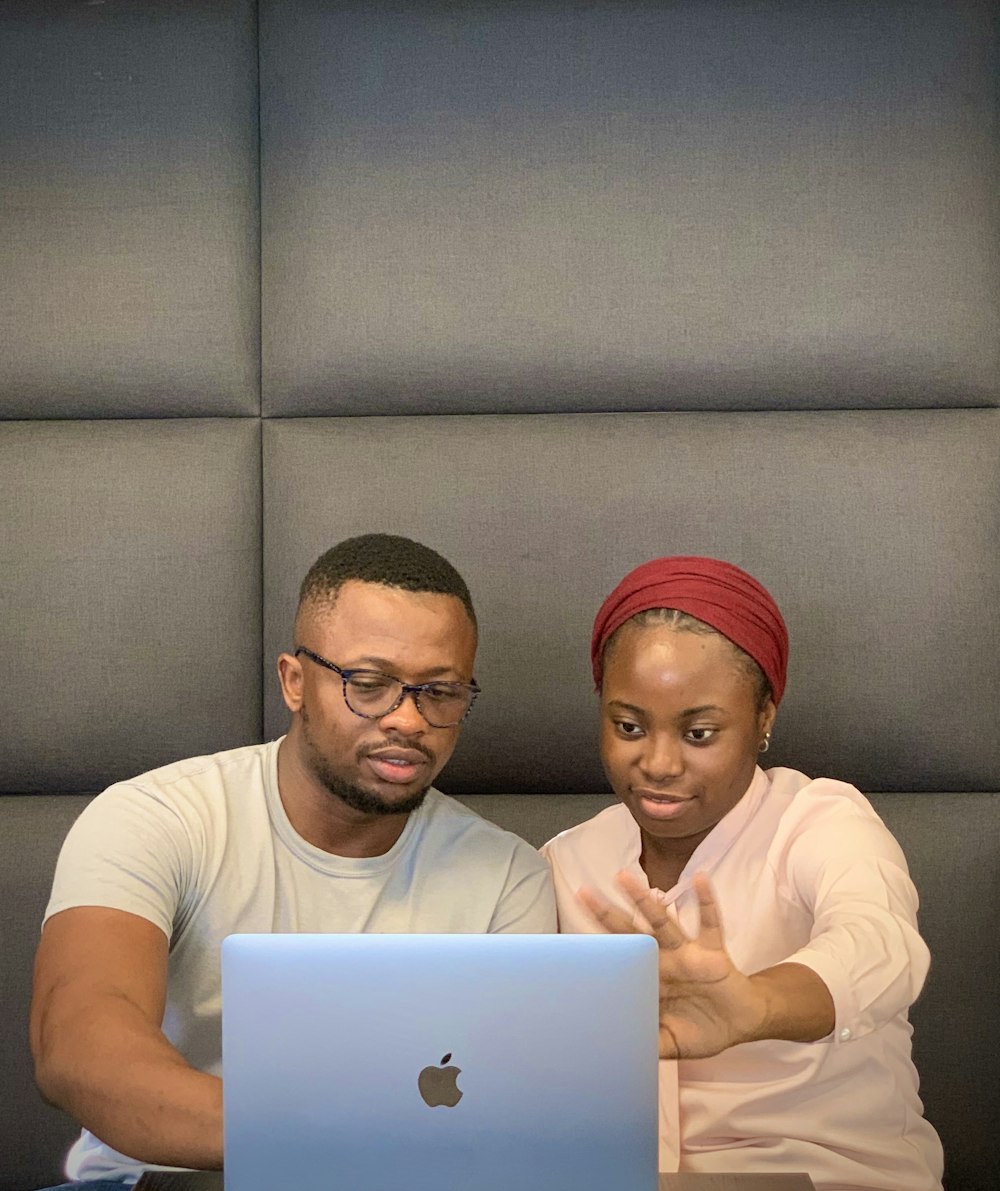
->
xmin=30 ymin=534 xmax=556 ymax=1184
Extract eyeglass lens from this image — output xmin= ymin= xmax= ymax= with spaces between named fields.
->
xmin=343 ymin=673 xmax=473 ymax=727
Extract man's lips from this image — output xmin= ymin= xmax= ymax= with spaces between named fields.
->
xmin=362 ymin=747 xmax=431 ymax=786
xmin=633 ymin=788 xmax=694 ymax=820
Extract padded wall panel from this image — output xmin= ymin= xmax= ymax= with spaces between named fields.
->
xmin=0 ymin=420 xmax=262 ymax=793
xmin=261 ymin=0 xmax=999 ymax=416
xmin=0 ymin=0 xmax=259 ymax=418
xmin=0 ymin=795 xmax=95 ymax=1191
xmin=870 ymin=792 xmax=1000 ymax=1191
xmin=263 ymin=411 xmax=1000 ymax=795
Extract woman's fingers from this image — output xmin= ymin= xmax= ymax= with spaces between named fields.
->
xmin=577 ymin=870 xmax=723 ymax=954
xmin=691 ymin=872 xmax=726 ymax=951
xmin=614 ymin=871 xmax=689 ymax=950
xmin=576 ymin=885 xmax=652 ymax=934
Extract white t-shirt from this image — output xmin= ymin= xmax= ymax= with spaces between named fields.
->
xmin=541 ymin=766 xmax=944 ymax=1191
xmin=44 ymin=738 xmax=556 ymax=1182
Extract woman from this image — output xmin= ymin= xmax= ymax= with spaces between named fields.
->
xmin=542 ymin=556 xmax=944 ymax=1190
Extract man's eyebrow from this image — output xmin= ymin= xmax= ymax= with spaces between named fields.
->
xmin=350 ymin=656 xmax=461 ymax=679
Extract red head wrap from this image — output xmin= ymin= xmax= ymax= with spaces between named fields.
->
xmin=591 ymin=556 xmax=789 ymax=705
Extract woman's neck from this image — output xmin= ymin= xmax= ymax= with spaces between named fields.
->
xmin=639 ymin=827 xmax=712 ymax=893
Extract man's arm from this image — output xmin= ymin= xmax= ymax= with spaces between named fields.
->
xmin=487 ymin=842 xmax=557 ymax=933
xmin=30 ymin=906 xmax=223 ymax=1169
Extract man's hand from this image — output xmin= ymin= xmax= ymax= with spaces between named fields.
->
xmin=579 ymin=870 xmax=834 ymax=1059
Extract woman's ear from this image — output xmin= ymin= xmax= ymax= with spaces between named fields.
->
xmin=760 ymin=697 xmax=777 ymax=742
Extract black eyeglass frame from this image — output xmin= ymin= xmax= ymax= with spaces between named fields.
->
xmin=293 ymin=646 xmax=481 ymax=727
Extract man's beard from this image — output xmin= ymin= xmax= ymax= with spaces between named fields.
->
xmin=300 ymin=706 xmax=431 ymax=817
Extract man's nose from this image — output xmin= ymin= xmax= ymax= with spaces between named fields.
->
xmin=378 ymin=688 xmax=429 ymax=734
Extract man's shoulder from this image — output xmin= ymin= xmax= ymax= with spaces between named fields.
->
xmin=420 ymin=788 xmax=524 ymax=842
xmin=77 ymin=741 xmax=278 ymax=835
xmin=105 ymin=740 xmax=275 ymax=801
xmin=418 ymin=790 xmax=546 ymax=868
xmin=46 ymin=742 xmax=280 ymax=931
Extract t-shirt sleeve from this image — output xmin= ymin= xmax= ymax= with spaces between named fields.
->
xmin=777 ymin=791 xmax=930 ymax=1042
xmin=487 ymin=838 xmax=558 ymax=933
xmin=43 ymin=780 xmax=193 ymax=941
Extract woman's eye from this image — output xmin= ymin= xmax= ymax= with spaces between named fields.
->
xmin=685 ymin=727 xmax=717 ymax=744
xmin=614 ymin=720 xmax=644 ymax=738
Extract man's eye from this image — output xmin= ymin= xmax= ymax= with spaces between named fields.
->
xmin=349 ymin=675 xmax=394 ymax=694
xmin=423 ymin=684 xmax=460 ymax=704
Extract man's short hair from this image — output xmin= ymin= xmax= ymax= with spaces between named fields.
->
xmin=298 ymin=533 xmax=477 ymax=628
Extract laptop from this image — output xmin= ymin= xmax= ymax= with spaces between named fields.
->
xmin=132 ymin=1173 xmax=818 ymax=1190
xmin=221 ymin=932 xmax=659 ymax=1191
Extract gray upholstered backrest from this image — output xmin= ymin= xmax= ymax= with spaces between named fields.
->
xmin=261 ymin=411 xmax=1000 ymax=795
xmin=1 ymin=3 xmax=997 ymax=1189
xmin=259 ymin=0 xmax=998 ymax=416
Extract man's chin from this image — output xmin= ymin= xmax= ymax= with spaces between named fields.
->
xmin=325 ymin=779 xmax=429 ymax=818
xmin=299 ymin=722 xmax=432 ymax=817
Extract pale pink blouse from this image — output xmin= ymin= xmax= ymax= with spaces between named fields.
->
xmin=541 ymin=767 xmax=944 ymax=1191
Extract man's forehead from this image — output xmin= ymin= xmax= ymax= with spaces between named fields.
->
xmin=297 ymin=581 xmax=475 ymax=642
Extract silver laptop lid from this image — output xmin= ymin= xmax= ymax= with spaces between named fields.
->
xmin=222 ymin=932 xmax=659 ymax=1191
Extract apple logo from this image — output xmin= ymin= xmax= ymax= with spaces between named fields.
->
xmin=417 ymin=1052 xmax=463 ymax=1107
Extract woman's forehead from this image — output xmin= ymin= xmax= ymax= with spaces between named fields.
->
xmin=603 ymin=623 xmax=755 ymax=701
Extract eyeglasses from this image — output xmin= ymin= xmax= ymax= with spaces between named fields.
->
xmin=294 ymin=647 xmax=480 ymax=728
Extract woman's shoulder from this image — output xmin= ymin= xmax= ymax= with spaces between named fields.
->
xmin=761 ymin=766 xmax=908 ymax=866
xmin=540 ymin=802 xmax=636 ymax=866
xmin=764 ymin=766 xmax=881 ymax=819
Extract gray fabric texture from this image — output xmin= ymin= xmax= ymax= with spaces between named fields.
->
xmin=0 ymin=795 xmax=95 ymax=1191
xmin=867 ymin=792 xmax=1000 ymax=1191
xmin=262 ymin=410 xmax=1000 ymax=795
xmin=261 ymin=0 xmax=999 ymax=416
xmin=0 ymin=0 xmax=259 ymax=418
xmin=0 ymin=420 xmax=262 ymax=793
xmin=3 ymin=2 xmax=999 ymax=1188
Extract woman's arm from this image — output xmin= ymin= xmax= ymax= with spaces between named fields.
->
xmin=581 ymin=872 xmax=835 ymax=1059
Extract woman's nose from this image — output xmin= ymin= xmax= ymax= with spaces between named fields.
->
xmin=637 ymin=734 xmax=684 ymax=783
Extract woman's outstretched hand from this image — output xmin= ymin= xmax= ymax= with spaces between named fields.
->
xmin=578 ymin=870 xmax=768 ymax=1060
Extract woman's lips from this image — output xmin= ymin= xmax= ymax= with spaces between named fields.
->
xmin=635 ymin=790 xmax=694 ymax=820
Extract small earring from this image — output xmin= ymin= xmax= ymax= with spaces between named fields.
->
xmin=759 ymin=732 xmax=772 ymax=754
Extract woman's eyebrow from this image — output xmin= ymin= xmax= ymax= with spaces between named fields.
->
xmin=606 ymin=699 xmax=647 ymax=716
xmin=606 ymin=701 xmax=727 ymax=718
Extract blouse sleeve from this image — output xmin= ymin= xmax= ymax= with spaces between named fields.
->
xmin=777 ymin=787 xmax=930 ymax=1043
xmin=541 ymin=808 xmax=640 ymax=935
